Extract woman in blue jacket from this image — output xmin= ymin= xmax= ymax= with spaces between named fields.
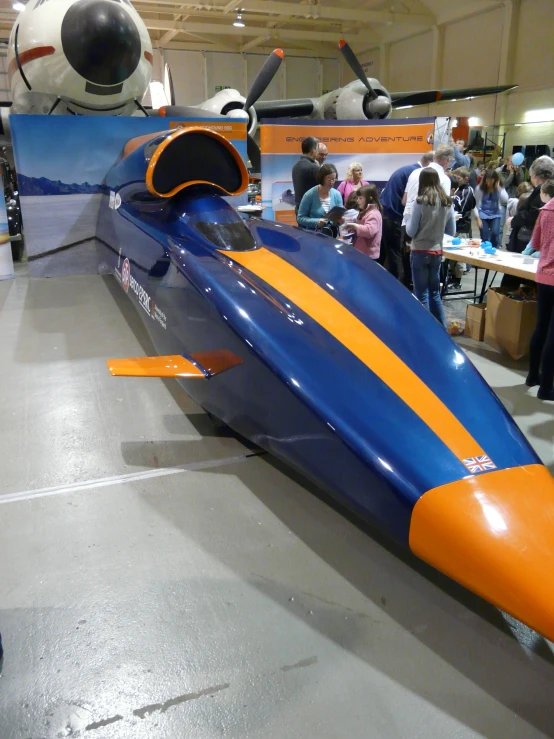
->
xmin=297 ymin=164 xmax=343 ymax=230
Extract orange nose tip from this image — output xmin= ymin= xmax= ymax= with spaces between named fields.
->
xmin=409 ymin=464 xmax=554 ymax=640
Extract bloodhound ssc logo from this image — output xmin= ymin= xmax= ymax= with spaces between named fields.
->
xmin=121 ymin=258 xmax=130 ymax=292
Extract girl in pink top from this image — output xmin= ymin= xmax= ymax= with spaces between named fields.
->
xmin=344 ymin=184 xmax=383 ymax=260
xmin=337 ymin=162 xmax=368 ymax=204
xmin=526 ymin=180 xmax=554 ymax=399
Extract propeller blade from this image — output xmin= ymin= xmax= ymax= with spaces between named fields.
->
xmin=392 ymin=91 xmax=442 ymax=107
xmin=339 ymin=40 xmax=377 ymax=100
xmin=243 ymin=49 xmax=284 ymax=111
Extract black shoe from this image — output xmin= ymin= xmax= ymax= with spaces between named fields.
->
xmin=450 ymin=281 xmax=462 ymax=290
xmin=525 ymin=374 xmax=540 ymax=387
xmin=537 ymin=388 xmax=554 ymax=401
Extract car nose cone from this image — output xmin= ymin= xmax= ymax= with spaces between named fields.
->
xmin=61 ymin=0 xmax=141 ymax=86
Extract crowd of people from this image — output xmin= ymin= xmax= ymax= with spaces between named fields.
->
xmin=290 ymin=134 xmax=554 ymax=400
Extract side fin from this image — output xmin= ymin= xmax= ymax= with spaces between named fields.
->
xmin=107 ymin=350 xmax=242 ymax=378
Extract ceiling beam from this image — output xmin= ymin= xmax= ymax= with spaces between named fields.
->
xmin=156 ymin=8 xmax=190 ymax=47
xmin=160 ymin=38 xmax=339 ymax=56
xmin=240 ymin=0 xmax=433 ymax=24
xmin=222 ymin=0 xmax=238 ymax=12
xmin=144 ymin=18 xmax=360 ymax=41
xmin=240 ymin=35 xmax=269 ymax=51
xmin=158 ymin=29 xmax=180 ymax=44
xmin=136 ymin=0 xmax=433 ymax=24
xmin=135 ymin=4 xmax=352 ymax=29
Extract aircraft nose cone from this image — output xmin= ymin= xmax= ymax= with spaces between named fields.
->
xmin=61 ymin=0 xmax=141 ymax=86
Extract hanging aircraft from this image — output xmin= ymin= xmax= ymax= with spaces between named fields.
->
xmin=99 ymin=123 xmax=554 ymax=643
xmin=255 ymin=40 xmax=516 ymax=123
xmin=2 ymin=0 xmax=515 ymax=145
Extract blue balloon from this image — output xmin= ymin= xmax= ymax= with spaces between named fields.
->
xmin=512 ymin=152 xmax=524 ymax=166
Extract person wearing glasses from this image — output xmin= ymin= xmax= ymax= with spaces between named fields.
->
xmin=297 ymin=164 xmax=343 ymax=232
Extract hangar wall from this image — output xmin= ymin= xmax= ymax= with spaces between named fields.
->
xmin=347 ymin=0 xmax=554 ymax=155
xmin=162 ymin=49 xmax=341 ymax=105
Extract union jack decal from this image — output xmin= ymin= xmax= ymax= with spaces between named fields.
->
xmin=462 ymin=455 xmax=497 ymax=474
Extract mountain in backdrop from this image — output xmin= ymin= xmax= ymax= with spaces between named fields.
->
xmin=18 ymin=174 xmax=108 ymax=196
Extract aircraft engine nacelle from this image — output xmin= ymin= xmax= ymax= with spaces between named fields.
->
xmin=317 ymin=79 xmax=393 ymax=121
xmin=7 ymin=0 xmax=153 ymax=116
xmin=195 ymin=89 xmax=258 ymax=137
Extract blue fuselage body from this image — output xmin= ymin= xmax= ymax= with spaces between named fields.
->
xmin=97 ymin=186 xmax=540 ymax=545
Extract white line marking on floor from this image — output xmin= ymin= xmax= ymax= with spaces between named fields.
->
xmin=0 ymin=452 xmax=263 ymax=506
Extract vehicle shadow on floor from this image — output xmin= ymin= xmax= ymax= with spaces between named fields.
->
xmin=144 ymin=451 xmax=554 ymax=739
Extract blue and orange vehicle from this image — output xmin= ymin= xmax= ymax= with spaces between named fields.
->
xmin=98 ymin=123 xmax=554 ymax=642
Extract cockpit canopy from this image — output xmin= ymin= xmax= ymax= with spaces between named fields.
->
xmin=176 ymin=193 xmax=256 ymax=252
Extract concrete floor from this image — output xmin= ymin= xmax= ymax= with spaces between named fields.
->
xmin=1 ymin=265 xmax=554 ymax=739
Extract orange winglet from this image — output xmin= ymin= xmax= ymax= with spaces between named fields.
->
xmin=409 ymin=464 xmax=554 ymax=640
xmin=107 ymin=351 xmax=243 ymax=378
xmin=107 ymin=355 xmax=206 ymax=378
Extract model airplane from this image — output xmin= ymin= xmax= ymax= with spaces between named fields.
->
xmin=2 ymin=0 xmax=515 ymax=139
xmin=99 ymin=124 xmax=554 ymax=643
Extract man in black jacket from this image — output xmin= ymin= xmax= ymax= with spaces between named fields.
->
xmin=292 ymin=136 xmax=320 ymax=214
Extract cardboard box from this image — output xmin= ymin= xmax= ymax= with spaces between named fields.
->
xmin=484 ymin=287 xmax=538 ymax=360
xmin=464 ymin=303 xmax=487 ymax=341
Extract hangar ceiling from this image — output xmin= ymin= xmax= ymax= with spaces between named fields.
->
xmin=0 ymin=0 xmax=505 ymax=56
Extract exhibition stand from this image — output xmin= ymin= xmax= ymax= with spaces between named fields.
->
xmin=259 ymin=117 xmax=439 ymax=224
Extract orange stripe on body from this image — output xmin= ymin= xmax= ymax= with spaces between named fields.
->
xmin=225 ymin=247 xmax=484 ymax=461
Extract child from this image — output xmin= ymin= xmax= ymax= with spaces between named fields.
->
xmin=340 ymin=191 xmax=360 ymax=245
xmin=406 ymin=167 xmax=456 ymax=327
xmin=526 ymin=180 xmax=554 ymax=398
xmin=474 ymin=169 xmax=509 ymax=248
xmin=344 ymin=184 xmax=383 ymax=260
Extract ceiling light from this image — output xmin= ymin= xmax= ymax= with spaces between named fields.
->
xmin=233 ymin=11 xmax=245 ymax=27
xmin=13 ymin=2 xmax=25 ymax=10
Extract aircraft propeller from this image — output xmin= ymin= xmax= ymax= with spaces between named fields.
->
xmin=243 ymin=49 xmax=284 ymax=112
xmin=338 ymin=39 xmax=392 ymax=119
xmin=241 ymin=49 xmax=284 ymax=171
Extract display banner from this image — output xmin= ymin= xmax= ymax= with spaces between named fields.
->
xmin=11 ymin=115 xmax=247 ymax=277
xmin=260 ymin=117 xmax=435 ymax=224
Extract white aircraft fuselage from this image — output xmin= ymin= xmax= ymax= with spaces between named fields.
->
xmin=7 ymin=0 xmax=152 ymax=116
